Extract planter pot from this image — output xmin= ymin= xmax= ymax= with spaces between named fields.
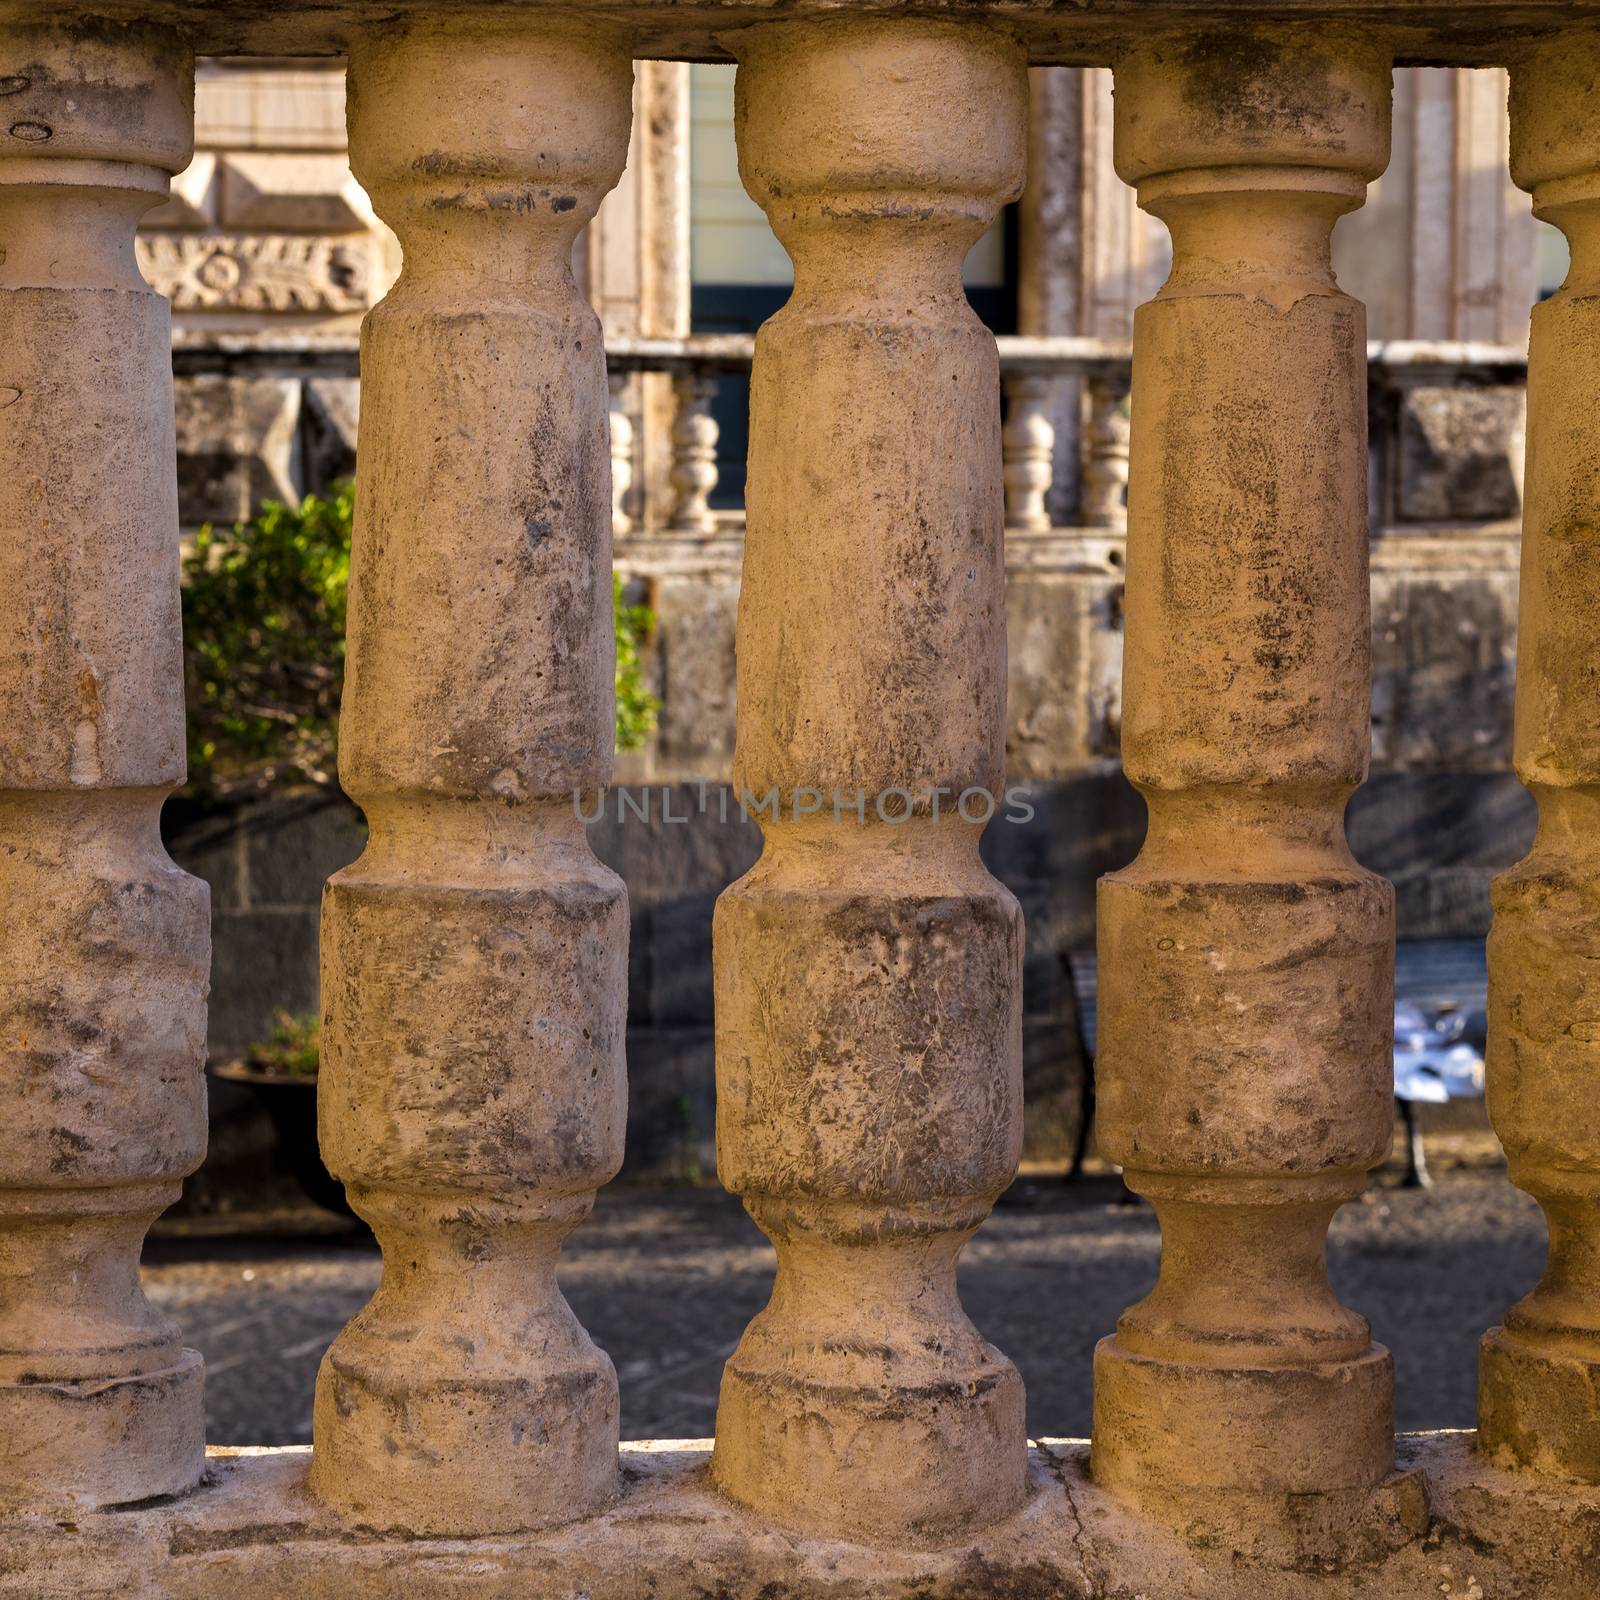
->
xmin=208 ymin=1063 xmax=351 ymax=1216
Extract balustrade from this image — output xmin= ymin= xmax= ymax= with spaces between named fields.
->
xmin=0 ymin=22 xmax=208 ymax=1512
xmin=611 ymin=338 xmax=1513 ymax=542
xmin=1091 ymin=30 xmax=1398 ymax=1547
xmin=306 ymin=15 xmax=632 ymax=1535
xmin=1002 ymin=372 xmax=1056 ymax=530
xmin=1079 ymin=372 xmax=1131 ymax=529
xmin=2 ymin=3 xmax=1598 ymax=1594
xmin=667 ymin=370 xmax=720 ymax=534
xmin=1479 ymin=32 xmax=1600 ymax=1483
xmin=615 ymin=337 xmax=1140 ymax=537
xmin=609 ymin=370 xmax=636 ymax=534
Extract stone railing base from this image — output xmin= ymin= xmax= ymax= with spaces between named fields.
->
xmin=3 ymin=1433 xmax=1593 ymax=1599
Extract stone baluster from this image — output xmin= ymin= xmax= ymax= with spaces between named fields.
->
xmin=609 ymin=370 xmax=635 ymax=535
xmin=1092 ymin=34 xmax=1396 ymax=1545
xmin=308 ymin=17 xmax=632 ymax=1536
xmin=1479 ymin=33 xmax=1600 ymax=1483
xmin=1002 ymin=371 xmax=1056 ymax=531
xmin=712 ymin=19 xmax=1028 ymax=1544
xmin=0 ymin=25 xmax=207 ymax=1511
xmin=1080 ymin=371 xmax=1131 ymax=529
xmin=667 ymin=370 xmax=719 ymax=535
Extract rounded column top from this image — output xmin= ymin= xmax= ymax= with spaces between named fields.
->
xmin=347 ymin=15 xmax=633 ymax=231
xmin=733 ymin=17 xmax=1026 ymax=219
xmin=1510 ymin=33 xmax=1600 ymax=196
xmin=0 ymin=23 xmax=192 ymax=176
xmin=1112 ymin=29 xmax=1391 ymax=188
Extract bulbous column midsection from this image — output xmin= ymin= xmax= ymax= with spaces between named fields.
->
xmin=0 ymin=23 xmax=207 ymax=1513
xmin=1479 ymin=33 xmax=1600 ymax=1484
xmin=709 ymin=17 xmax=1030 ymax=1547
xmin=1090 ymin=31 xmax=1397 ymax=1547
xmin=306 ymin=16 xmax=632 ymax=1537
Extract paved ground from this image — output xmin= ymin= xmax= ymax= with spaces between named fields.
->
xmin=145 ymin=1147 xmax=1546 ymax=1447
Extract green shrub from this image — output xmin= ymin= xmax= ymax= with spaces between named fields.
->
xmin=614 ymin=577 xmax=661 ymax=754
xmin=182 ymin=484 xmax=351 ymax=798
xmin=246 ymin=1009 xmax=321 ymax=1077
xmin=182 ymin=484 xmax=658 ymax=798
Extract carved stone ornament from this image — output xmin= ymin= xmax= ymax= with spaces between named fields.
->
xmin=137 ymin=232 xmax=372 ymax=312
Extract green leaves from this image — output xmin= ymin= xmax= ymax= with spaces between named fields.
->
xmin=614 ymin=573 xmax=661 ymax=753
xmin=182 ymin=483 xmax=352 ymax=799
xmin=246 ymin=1009 xmax=321 ymax=1076
xmin=182 ymin=484 xmax=659 ymax=797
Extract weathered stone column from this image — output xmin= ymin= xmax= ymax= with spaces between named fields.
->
xmin=1079 ymin=372 xmax=1131 ymax=529
xmin=609 ymin=370 xmax=635 ymax=534
xmin=1092 ymin=33 xmax=1396 ymax=1544
xmin=711 ymin=18 xmax=1028 ymax=1545
xmin=308 ymin=17 xmax=632 ymax=1536
xmin=0 ymin=25 xmax=207 ymax=1510
xmin=1479 ymin=33 xmax=1600 ymax=1483
xmin=1003 ymin=372 xmax=1057 ymax=532
xmin=667 ymin=371 xmax=719 ymax=535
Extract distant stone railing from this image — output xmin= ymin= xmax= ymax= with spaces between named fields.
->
xmin=608 ymin=333 xmax=1142 ymax=535
xmin=610 ymin=333 xmax=1528 ymax=539
xmin=0 ymin=4 xmax=1594 ymax=1598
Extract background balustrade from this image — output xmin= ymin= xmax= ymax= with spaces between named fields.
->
xmin=306 ymin=15 xmax=633 ymax=1535
xmin=1002 ymin=372 xmax=1057 ymax=531
xmin=1079 ymin=372 xmax=1131 ymax=529
xmin=0 ymin=22 xmax=209 ymax=1512
xmin=608 ymin=335 xmax=1516 ymax=542
xmin=667 ymin=371 xmax=721 ymax=534
xmin=609 ymin=370 xmax=636 ymax=534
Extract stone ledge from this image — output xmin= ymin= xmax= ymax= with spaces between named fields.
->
xmin=0 ymin=1434 xmax=1594 ymax=1598
xmin=3 ymin=1 xmax=1598 ymax=66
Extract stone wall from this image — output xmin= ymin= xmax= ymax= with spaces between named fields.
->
xmin=174 ymin=349 xmax=360 ymax=527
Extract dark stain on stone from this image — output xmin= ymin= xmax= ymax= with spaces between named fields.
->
xmin=47 ymin=1126 xmax=92 ymax=1173
xmin=411 ymin=151 xmax=504 ymax=180
xmin=940 ymin=1551 xmax=1086 ymax=1599
xmin=1177 ymin=30 xmax=1351 ymax=147
xmin=552 ymin=195 xmax=577 ymax=213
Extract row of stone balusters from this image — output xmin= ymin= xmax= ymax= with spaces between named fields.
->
xmin=613 ymin=365 xmax=1131 ymax=538
xmin=1 ymin=10 xmax=1596 ymax=1549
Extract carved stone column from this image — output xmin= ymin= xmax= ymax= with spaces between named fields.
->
xmin=1479 ymin=33 xmax=1600 ymax=1483
xmin=1079 ymin=371 xmax=1130 ymax=529
xmin=667 ymin=371 xmax=719 ymax=536
xmin=1092 ymin=34 xmax=1396 ymax=1544
xmin=1002 ymin=372 xmax=1056 ymax=532
xmin=308 ymin=17 xmax=632 ymax=1535
xmin=0 ymin=25 xmax=207 ymax=1510
xmin=610 ymin=370 xmax=635 ymax=534
xmin=711 ymin=18 xmax=1028 ymax=1545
